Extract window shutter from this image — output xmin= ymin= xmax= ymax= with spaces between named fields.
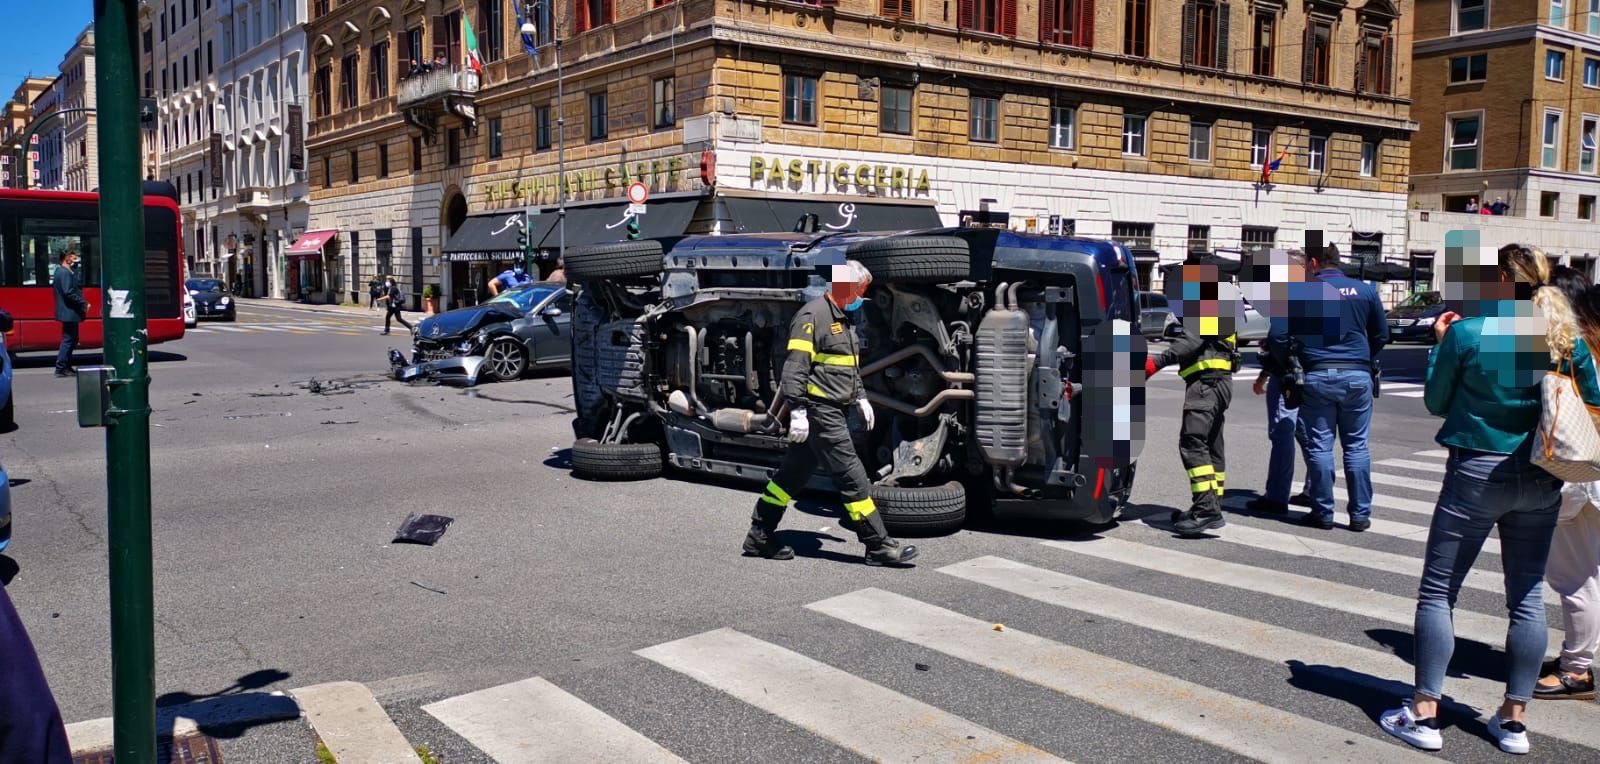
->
xmin=1216 ymin=2 xmax=1230 ymax=71
xmin=575 ymin=0 xmax=589 ymax=33
xmin=398 ymin=30 xmax=410 ymax=72
xmin=1041 ymin=0 xmax=1058 ymax=44
xmin=1182 ymin=2 xmax=1196 ymax=66
xmin=959 ymin=0 xmax=974 ymax=30
xmin=1003 ymin=0 xmax=1018 ymax=36
xmin=604 ymin=0 xmax=615 ymax=25
xmin=1382 ymin=33 xmax=1394 ymax=95
xmin=1301 ymin=23 xmax=1314 ymax=83
xmin=1080 ymin=0 xmax=1095 ymax=47
xmin=1354 ymin=37 xmax=1367 ymax=93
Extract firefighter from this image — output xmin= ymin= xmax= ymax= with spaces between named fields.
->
xmin=1144 ymin=263 xmax=1243 ymax=537
xmin=741 ymin=260 xmax=920 ymax=567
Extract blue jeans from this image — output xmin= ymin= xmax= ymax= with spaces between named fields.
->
xmin=1264 ymin=375 xmax=1307 ymax=504
xmin=1414 ymin=448 xmax=1560 ymax=703
xmin=1300 ymin=368 xmax=1374 ymax=521
xmin=54 ymin=321 xmax=79 ymax=373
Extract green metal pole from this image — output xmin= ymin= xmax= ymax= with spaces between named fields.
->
xmin=94 ymin=1 xmax=156 ymax=761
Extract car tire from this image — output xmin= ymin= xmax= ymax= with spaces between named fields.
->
xmin=846 ymin=236 xmax=970 ymax=284
xmin=481 ymin=338 xmax=528 ymax=382
xmin=873 ymin=481 xmax=967 ymax=536
xmin=566 ymin=240 xmax=664 ymax=282
xmin=571 ymin=438 xmax=663 ymax=481
xmin=0 ymin=393 xmax=13 ymax=430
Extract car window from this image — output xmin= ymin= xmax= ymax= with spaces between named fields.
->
xmin=186 ymin=279 xmax=224 ymax=292
xmin=1141 ymin=293 xmax=1167 ymax=309
xmin=487 ymin=285 xmax=561 ymax=313
xmin=1397 ymin=292 xmax=1442 ymax=309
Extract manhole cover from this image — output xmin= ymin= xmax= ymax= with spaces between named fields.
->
xmin=73 ymin=733 xmax=224 ymax=764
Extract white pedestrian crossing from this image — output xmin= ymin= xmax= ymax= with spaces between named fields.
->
xmin=421 ymin=677 xmax=685 ymax=763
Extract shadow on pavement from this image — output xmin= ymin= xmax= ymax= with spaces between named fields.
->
xmin=153 ymin=669 xmax=299 ymax=743
xmin=1365 ymin=627 xmax=1508 ymax=683
xmin=0 ymin=555 xmax=18 ymax=585
xmin=13 ymin=350 xmax=187 ymax=370
xmin=1285 ymin=659 xmax=1486 ymax=737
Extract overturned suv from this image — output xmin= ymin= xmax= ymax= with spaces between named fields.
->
xmin=566 ymin=229 xmax=1146 ymax=534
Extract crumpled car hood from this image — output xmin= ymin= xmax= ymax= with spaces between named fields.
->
xmin=415 ymin=304 xmax=519 ymax=342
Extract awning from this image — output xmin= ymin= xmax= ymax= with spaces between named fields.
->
xmin=443 ymin=210 xmax=532 ymax=262
xmin=535 ymin=195 xmax=701 ymax=250
xmin=720 ymin=194 xmax=941 ymax=234
xmin=286 ymin=229 xmax=337 ymax=259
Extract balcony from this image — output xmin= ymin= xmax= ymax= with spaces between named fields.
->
xmin=236 ymin=186 xmax=275 ymax=213
xmin=398 ymin=67 xmax=479 ymax=144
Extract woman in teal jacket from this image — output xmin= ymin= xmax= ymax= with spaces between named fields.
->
xmin=1381 ymin=244 xmax=1569 ymax=755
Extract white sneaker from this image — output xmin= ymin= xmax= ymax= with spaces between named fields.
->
xmin=1380 ymin=701 xmax=1443 ymax=751
xmin=1487 ymin=713 xmax=1530 ymax=755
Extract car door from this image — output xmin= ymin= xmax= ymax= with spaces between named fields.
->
xmin=528 ymin=291 xmax=573 ymax=365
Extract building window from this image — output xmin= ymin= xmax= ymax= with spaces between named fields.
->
xmin=1591 ymin=0 xmax=1600 ymax=34
xmin=1455 ymin=0 xmax=1486 ymax=32
xmin=1542 ymin=191 xmax=1561 ymax=217
xmin=1544 ymin=110 xmax=1564 ymax=169
xmin=1359 ymin=29 xmax=1394 ymax=95
xmin=881 ymin=0 xmax=914 ymax=22
xmin=478 ymin=0 xmax=504 ymax=62
xmin=401 ymin=27 xmax=423 ymax=78
xmin=1361 ymin=140 xmax=1378 ymax=177
xmin=653 ymin=77 xmax=676 ymax=128
xmin=1449 ymin=54 xmax=1488 ymax=83
xmin=488 ymin=117 xmax=503 ymax=158
xmin=880 ymin=86 xmax=914 ymax=135
xmin=378 ymin=142 xmax=390 ymax=177
xmin=1585 ymin=57 xmax=1599 ymax=87
xmin=1250 ymin=127 xmax=1272 ymax=167
xmin=314 ymin=64 xmax=331 ymax=117
xmin=368 ymin=41 xmax=390 ymax=101
xmin=576 ymin=0 xmax=615 ymax=33
xmin=588 ymin=92 xmax=608 ymax=140
xmin=536 ymin=105 xmax=552 ymax=150
xmin=1112 ymin=222 xmax=1154 ymax=251
xmin=1188 ymin=121 xmax=1212 ymax=161
xmin=348 ymin=150 xmax=359 ymax=183
xmin=1582 ymin=116 xmax=1598 ymax=174
xmin=1050 ymin=105 xmax=1075 ymax=149
xmin=1041 ymin=0 xmax=1094 ymax=48
xmin=447 ymin=127 xmax=462 ymax=166
xmin=960 ymin=0 xmax=1015 ymax=35
xmin=1548 ymin=49 xmax=1567 ymax=80
xmin=970 ymin=96 xmax=999 ymax=143
xmin=1252 ymin=10 xmax=1275 ymax=76
xmin=1183 ymin=1 xmax=1225 ymax=69
xmin=1187 ymin=225 xmax=1211 ymax=254
xmin=1447 ymin=114 xmax=1481 ymax=170
xmin=340 ymin=54 xmax=359 ymax=108
xmin=1122 ymin=114 xmax=1146 ymax=155
xmin=1304 ymin=17 xmax=1332 ymax=86
xmin=1581 ymin=195 xmax=1597 ymax=220
xmin=1241 ymin=226 xmax=1276 ymax=254
xmin=1553 ymin=0 xmax=1567 ymax=25
xmin=1308 ymin=135 xmax=1327 ymax=174
xmin=783 ymin=73 xmax=818 ymax=126
xmin=411 ymin=136 xmax=423 ymax=171
xmin=1124 ymin=0 xmax=1150 ymax=57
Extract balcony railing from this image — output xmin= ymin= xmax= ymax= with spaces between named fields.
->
xmin=397 ymin=67 xmax=479 ymax=110
xmin=236 ymin=186 xmax=273 ymax=211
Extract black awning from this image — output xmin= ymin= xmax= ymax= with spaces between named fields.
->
xmin=443 ymin=210 xmax=542 ymax=262
xmin=721 ymin=196 xmax=942 ymax=234
xmin=536 ymin=195 xmax=702 ymax=250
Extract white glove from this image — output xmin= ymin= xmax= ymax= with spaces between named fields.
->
xmin=788 ymin=408 xmax=810 ymax=443
xmin=858 ymin=398 xmax=875 ymax=431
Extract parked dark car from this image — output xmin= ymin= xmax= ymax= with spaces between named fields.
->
xmin=1386 ymin=291 xmax=1446 ymax=343
xmin=564 ymin=229 xmax=1147 ymax=535
xmin=1138 ymin=291 xmax=1176 ymax=341
xmin=405 ymin=282 xmax=572 ymax=383
xmin=185 ymin=278 xmax=236 ymax=321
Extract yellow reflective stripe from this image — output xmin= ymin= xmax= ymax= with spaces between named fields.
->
xmin=1215 ymin=485 xmax=1226 ymax=496
xmin=1213 ymin=471 xmax=1226 ymax=484
xmin=1179 ymin=359 xmax=1234 ymax=378
xmin=787 ymin=339 xmax=815 ymax=355
xmin=814 ymin=353 xmax=858 ymax=366
xmin=1190 ymin=481 xmax=1214 ymax=494
xmin=763 ymin=481 xmax=792 ymax=506
xmin=1186 ymin=465 xmax=1215 ymax=478
xmin=807 ymin=382 xmax=827 ymax=398
xmin=1224 ymin=334 xmax=1237 ymax=346
xmin=844 ymin=497 xmax=877 ymax=521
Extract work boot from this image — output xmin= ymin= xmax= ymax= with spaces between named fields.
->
xmin=1173 ymin=508 xmax=1225 ymax=538
xmin=855 ymin=511 xmax=918 ymax=567
xmin=741 ymin=502 xmax=793 ymax=560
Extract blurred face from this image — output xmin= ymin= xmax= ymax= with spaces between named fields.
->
xmin=62 ymin=252 xmax=79 ymax=269
xmin=1164 ymin=263 xmax=1243 ymax=337
xmin=828 ymin=266 xmax=869 ymax=310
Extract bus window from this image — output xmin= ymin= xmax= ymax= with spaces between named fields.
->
xmin=21 ymin=217 xmax=100 ymax=288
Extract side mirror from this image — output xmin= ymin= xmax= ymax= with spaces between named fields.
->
xmin=542 ymin=306 xmax=563 ymax=318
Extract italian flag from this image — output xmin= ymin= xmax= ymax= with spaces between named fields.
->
xmin=463 ymin=14 xmax=484 ymax=74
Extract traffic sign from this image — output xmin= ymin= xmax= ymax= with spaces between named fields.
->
xmin=626 ymin=181 xmax=649 ymax=205
xmin=627 ymin=203 xmax=647 ymax=216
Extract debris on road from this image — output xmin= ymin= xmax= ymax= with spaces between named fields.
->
xmin=410 ymin=581 xmax=448 ymax=595
xmin=992 ymin=624 xmax=1005 ymax=632
xmin=248 ymin=392 xmax=296 ymax=398
xmin=320 ymin=420 xmax=358 ymax=425
xmin=394 ymin=513 xmax=454 ymax=545
xmin=914 ymin=663 xmax=930 ymax=672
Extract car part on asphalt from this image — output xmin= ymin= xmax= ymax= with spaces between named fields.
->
xmin=570 ymin=439 xmax=664 ymax=481
xmin=872 ymin=481 xmax=967 ymax=536
xmin=394 ymin=513 xmax=454 ymax=545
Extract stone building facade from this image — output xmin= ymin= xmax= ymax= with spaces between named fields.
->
xmin=1 ymin=78 xmax=54 ymax=189
xmin=308 ymin=0 xmax=1416 ymax=308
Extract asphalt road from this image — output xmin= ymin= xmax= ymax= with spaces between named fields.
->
xmin=3 ymin=306 xmax=1589 ymax=763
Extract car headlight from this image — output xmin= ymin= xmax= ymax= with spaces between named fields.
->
xmin=219 ymin=296 xmax=231 ymax=305
xmin=188 ymin=290 xmax=199 ymax=296
xmin=1416 ymin=317 xmax=1434 ymax=327
xmin=458 ymin=339 xmax=475 ymax=353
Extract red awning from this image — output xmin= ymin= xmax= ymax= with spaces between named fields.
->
xmin=286 ymin=229 xmax=338 ymax=258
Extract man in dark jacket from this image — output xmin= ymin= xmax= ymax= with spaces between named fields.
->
xmin=0 ymin=583 xmax=72 ymax=763
xmin=1266 ymin=244 xmax=1389 ymax=531
xmin=52 ymin=248 xmax=87 ymax=377
xmin=379 ymin=276 xmax=412 ymax=335
xmin=741 ymin=260 xmax=918 ymax=567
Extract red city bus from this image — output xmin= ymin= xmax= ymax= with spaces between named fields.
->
xmin=0 ymin=182 xmax=186 ymax=352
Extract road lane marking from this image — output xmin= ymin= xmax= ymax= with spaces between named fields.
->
xmin=423 ymin=677 xmax=685 ymax=764
xmin=638 ymin=628 xmax=1063 ymax=763
xmin=807 ymin=588 xmax=1435 ymax=763
xmin=942 ymin=557 xmax=1600 ymax=751
xmin=1220 ymin=496 xmax=1493 ymax=554
xmin=1376 ymin=458 xmax=1446 ymax=474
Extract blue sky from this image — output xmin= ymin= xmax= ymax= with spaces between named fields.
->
xmin=0 ymin=5 xmax=94 ymax=91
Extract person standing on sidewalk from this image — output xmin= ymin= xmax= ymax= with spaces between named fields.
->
xmin=368 ymin=276 xmax=382 ymax=310
xmin=1378 ymin=243 xmax=1568 ymax=755
xmin=52 ymin=247 xmax=87 ymax=378
xmin=379 ymin=276 xmax=411 ymax=336
xmin=1266 ymin=244 xmax=1389 ymax=531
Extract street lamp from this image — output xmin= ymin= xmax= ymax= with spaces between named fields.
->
xmin=521 ymin=2 xmax=566 ymax=269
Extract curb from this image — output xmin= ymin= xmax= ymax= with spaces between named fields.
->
xmin=65 ymin=691 xmax=301 ymax=754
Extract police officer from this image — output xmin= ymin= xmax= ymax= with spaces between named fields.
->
xmin=1266 ymin=244 xmax=1388 ymax=531
xmin=1144 ymin=263 xmax=1242 ymax=537
xmin=488 ymin=264 xmax=533 ymax=296
xmin=741 ymin=260 xmax=919 ymax=567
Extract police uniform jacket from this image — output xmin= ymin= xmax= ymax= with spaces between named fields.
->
xmin=782 ymin=296 xmax=864 ymax=407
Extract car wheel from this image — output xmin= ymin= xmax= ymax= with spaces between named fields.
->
xmin=481 ymin=338 xmax=528 ymax=382
xmin=0 ymin=393 xmax=13 ymax=430
xmin=873 ymin=481 xmax=967 ymax=536
xmin=570 ymin=438 xmax=663 ymax=481
xmin=846 ymin=236 xmax=971 ymax=284
xmin=566 ymin=240 xmax=664 ymax=282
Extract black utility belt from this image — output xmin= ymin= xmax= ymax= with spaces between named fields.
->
xmin=1305 ymin=363 xmax=1372 ymax=372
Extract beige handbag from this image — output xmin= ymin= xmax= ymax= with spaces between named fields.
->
xmin=1533 ymin=343 xmax=1600 ymax=482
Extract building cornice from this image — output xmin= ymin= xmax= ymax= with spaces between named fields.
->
xmin=1414 ymin=24 xmax=1600 ymax=57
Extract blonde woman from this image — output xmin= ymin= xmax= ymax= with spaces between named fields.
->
xmin=1380 ymin=243 xmax=1569 ymax=755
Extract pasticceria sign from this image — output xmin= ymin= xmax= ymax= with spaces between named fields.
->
xmin=749 ymin=156 xmax=931 ymax=195
xmin=481 ymin=157 xmax=689 ymax=208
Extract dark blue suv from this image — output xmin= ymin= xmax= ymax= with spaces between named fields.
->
xmin=564 ymin=228 xmax=1146 ymax=532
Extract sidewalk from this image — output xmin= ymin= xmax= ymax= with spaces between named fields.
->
xmin=235 ymin=297 xmax=421 ymax=319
